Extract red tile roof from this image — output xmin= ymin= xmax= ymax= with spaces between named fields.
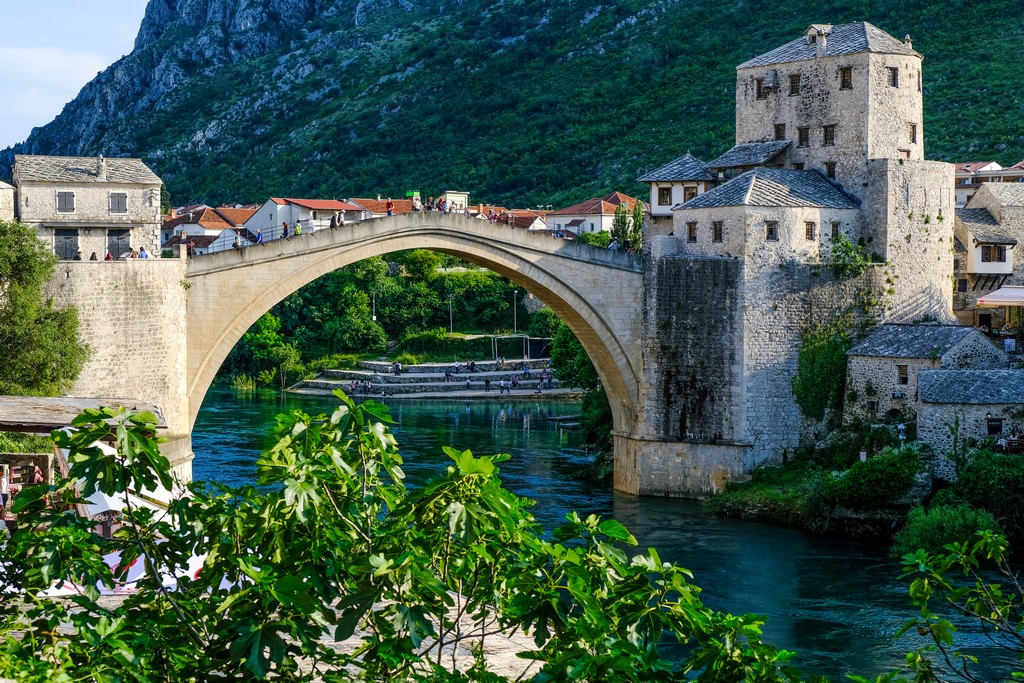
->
xmin=348 ymin=198 xmax=414 ymax=214
xmin=955 ymin=161 xmax=999 ymax=173
xmin=283 ymin=198 xmax=362 ymax=211
xmin=549 ymin=192 xmax=643 ymax=216
xmin=162 ymin=206 xmax=258 ymax=232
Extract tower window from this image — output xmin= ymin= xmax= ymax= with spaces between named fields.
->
xmin=712 ymin=221 xmax=724 ymax=243
xmin=798 ymin=127 xmax=809 ymax=147
xmin=831 ymin=222 xmax=840 ymax=239
xmin=839 ymin=67 xmax=853 ymax=90
xmin=910 ymin=123 xmax=918 ymax=144
xmin=686 ymin=222 xmax=697 ymax=242
xmin=805 ymin=222 xmax=816 ymax=240
xmin=766 ymin=221 xmax=779 ymax=241
xmin=683 ymin=186 xmax=697 ymax=202
xmin=825 ymin=161 xmax=836 ymax=178
xmin=823 ymin=125 xmax=836 ymax=146
xmin=917 ymin=70 xmax=922 ymax=92
xmin=774 ymin=123 xmax=786 ymax=141
xmin=888 ymin=67 xmax=899 ymax=87
xmin=658 ymin=187 xmax=672 ymax=206
xmin=897 ymin=365 xmax=909 ymax=385
xmin=789 ymin=74 xmax=801 ymax=96
xmin=755 ymin=78 xmax=767 ymax=99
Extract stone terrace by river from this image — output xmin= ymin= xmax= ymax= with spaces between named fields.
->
xmin=290 ymin=358 xmax=580 ymax=401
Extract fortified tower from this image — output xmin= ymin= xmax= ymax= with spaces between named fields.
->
xmin=620 ymin=23 xmax=955 ymax=496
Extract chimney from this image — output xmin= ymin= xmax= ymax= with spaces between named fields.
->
xmin=96 ymin=155 xmax=107 ymax=181
xmin=816 ymin=29 xmax=827 ymax=58
xmin=376 ymin=194 xmax=381 ymax=201
xmin=904 ymin=34 xmax=912 ymax=49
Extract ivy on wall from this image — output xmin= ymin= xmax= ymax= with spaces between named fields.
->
xmin=791 ymin=321 xmax=851 ymax=422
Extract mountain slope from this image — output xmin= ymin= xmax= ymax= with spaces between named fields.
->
xmin=4 ymin=0 xmax=1023 ymax=208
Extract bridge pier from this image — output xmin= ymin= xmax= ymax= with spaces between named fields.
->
xmin=613 ymin=434 xmax=751 ymax=497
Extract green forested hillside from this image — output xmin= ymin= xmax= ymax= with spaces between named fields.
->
xmin=4 ymin=0 xmax=1023 ymax=207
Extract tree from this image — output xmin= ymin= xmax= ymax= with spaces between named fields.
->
xmin=0 ymin=219 xmax=88 ymax=395
xmin=629 ymin=201 xmax=645 ymax=252
xmin=0 ymin=401 xmax=803 ymax=681
xmin=611 ymin=203 xmax=630 ymax=246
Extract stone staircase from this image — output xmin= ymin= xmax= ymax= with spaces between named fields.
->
xmin=291 ymin=358 xmax=565 ymax=396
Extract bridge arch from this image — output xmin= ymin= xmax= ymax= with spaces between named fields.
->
xmin=185 ymin=212 xmax=644 ymax=436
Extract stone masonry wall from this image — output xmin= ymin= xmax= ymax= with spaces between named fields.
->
xmin=920 ymin=402 xmax=1024 ymax=481
xmin=43 ymin=258 xmax=192 ymax=476
xmin=0 ymin=186 xmax=13 ymax=222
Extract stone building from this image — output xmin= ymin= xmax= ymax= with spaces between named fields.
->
xmin=918 ymin=369 xmax=1024 ymax=478
xmin=547 ymin=192 xmax=643 ymax=236
xmin=638 ymin=153 xmax=716 ymax=232
xmin=631 ymin=22 xmax=958 ymax=493
xmin=845 ymin=324 xmax=1007 ymax=422
xmin=952 ymin=183 xmax=1024 ymax=326
xmin=0 ymin=180 xmax=13 ymax=223
xmin=12 ymin=155 xmax=162 ymax=259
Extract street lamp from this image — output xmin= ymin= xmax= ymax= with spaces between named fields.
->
xmin=448 ymin=294 xmax=453 ymax=333
xmin=371 ymin=289 xmax=376 ymax=322
xmin=513 ymin=289 xmax=518 ymax=334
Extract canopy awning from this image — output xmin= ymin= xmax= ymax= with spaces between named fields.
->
xmin=977 ymin=285 xmax=1024 ymax=308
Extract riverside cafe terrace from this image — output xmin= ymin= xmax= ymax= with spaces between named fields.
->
xmin=978 ymin=285 xmax=1024 ymax=355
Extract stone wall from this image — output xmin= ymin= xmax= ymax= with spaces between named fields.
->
xmin=0 ymin=185 xmax=13 ymax=222
xmin=864 ymin=159 xmax=955 ymax=322
xmin=919 ymin=401 xmax=1024 ymax=480
xmin=43 ymin=257 xmax=192 ymax=478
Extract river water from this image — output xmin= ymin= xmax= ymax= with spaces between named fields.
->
xmin=193 ymin=387 xmax=1016 ymax=680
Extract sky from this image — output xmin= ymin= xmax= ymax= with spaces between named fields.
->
xmin=0 ymin=1 xmax=149 ymax=149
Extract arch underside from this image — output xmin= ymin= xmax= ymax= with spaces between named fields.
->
xmin=185 ymin=218 xmax=642 ymax=434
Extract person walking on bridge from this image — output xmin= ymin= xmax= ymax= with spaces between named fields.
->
xmin=282 ymin=221 xmax=289 ymax=239
xmin=386 ymin=197 xmax=395 ymax=216
xmin=294 ymin=220 xmax=302 ymax=237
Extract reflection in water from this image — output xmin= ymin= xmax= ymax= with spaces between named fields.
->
xmin=192 ymin=388 xmax=1017 ymax=679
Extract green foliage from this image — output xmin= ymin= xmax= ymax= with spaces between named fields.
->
xmin=955 ymin=449 xmax=1024 ymax=540
xmin=611 ymin=203 xmax=630 ymax=246
xmin=830 ymin=235 xmax=869 ymax=278
xmin=0 ymin=219 xmax=88 ymax=396
xmin=823 ymin=443 xmax=925 ymax=510
xmin=889 ymin=531 xmax=1024 ymax=682
xmin=397 ymin=329 xmax=525 ymax=362
xmin=891 ymin=504 xmax=1001 ymax=557
xmin=0 ymin=431 xmax=53 ymax=453
xmin=527 ymin=306 xmax=561 ymax=338
xmin=579 ymin=388 xmax=613 ymax=453
xmin=791 ymin=322 xmax=850 ymax=422
xmin=630 ymin=201 xmax=645 ymax=252
xmin=0 ymin=400 xmax=806 ymax=681
xmin=575 ymin=231 xmax=611 ymax=248
xmin=550 ymin=320 xmax=600 ymax=391
xmin=402 ymin=249 xmax=441 ymax=280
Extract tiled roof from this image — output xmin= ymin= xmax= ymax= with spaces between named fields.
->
xmin=674 ymin=168 xmax=858 ymax=210
xmin=13 ymin=155 xmax=161 ymax=184
xmin=920 ymin=369 xmax=1024 ymax=405
xmin=550 ymin=192 xmax=642 ymax=216
xmin=737 ymin=22 xmax=919 ymax=69
xmin=1006 ymin=159 xmax=1024 ymax=171
xmin=847 ymin=324 xmax=981 ymax=359
xmin=163 ymin=206 xmax=257 ymax=232
xmin=708 ymin=140 xmax=790 ymax=169
xmin=978 ymin=182 xmax=1024 ymax=207
xmin=638 ymin=153 xmax=716 ymax=182
xmin=955 ymin=161 xmax=1000 ymax=174
xmin=216 ymin=207 xmax=259 ymax=225
xmin=347 ymin=198 xmax=414 ymax=214
xmin=953 ymin=236 xmax=968 ymax=253
xmin=163 ymin=234 xmax=218 ymax=248
xmin=956 ymin=208 xmax=1017 ymax=246
xmin=283 ymin=198 xmax=361 ymax=211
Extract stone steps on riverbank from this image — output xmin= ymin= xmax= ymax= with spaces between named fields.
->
xmin=352 ymin=358 xmax=552 ymax=376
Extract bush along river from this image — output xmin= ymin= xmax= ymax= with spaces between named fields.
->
xmin=192 ymin=387 xmax=1017 ymax=679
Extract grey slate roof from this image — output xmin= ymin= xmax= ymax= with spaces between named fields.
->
xmin=673 ymin=168 xmax=858 ymax=210
xmin=979 ymin=182 xmax=1024 ymax=208
xmin=708 ymin=140 xmax=790 ymax=169
xmin=737 ymin=22 xmax=920 ymax=69
xmin=919 ymin=369 xmax=1024 ymax=405
xmin=13 ymin=155 xmax=161 ymax=185
xmin=847 ymin=324 xmax=980 ymax=359
xmin=638 ymin=153 xmax=716 ymax=182
xmin=956 ymin=208 xmax=1018 ymax=246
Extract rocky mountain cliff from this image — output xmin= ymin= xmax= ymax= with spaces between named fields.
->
xmin=3 ymin=0 xmax=1023 ymax=207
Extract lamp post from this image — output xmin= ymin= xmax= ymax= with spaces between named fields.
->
xmin=448 ymin=294 xmax=453 ymax=333
xmin=513 ymin=289 xmax=518 ymax=334
xmin=371 ymin=289 xmax=376 ymax=322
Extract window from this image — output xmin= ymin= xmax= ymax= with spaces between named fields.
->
xmin=53 ymin=229 xmax=79 ymax=260
xmin=56 ymin=191 xmax=75 ymax=213
xmin=107 ymin=229 xmax=130 ymax=259
xmin=658 ymin=187 xmax=672 ymax=206
xmin=686 ymin=222 xmax=697 ymax=242
xmin=910 ymin=124 xmax=918 ymax=144
xmin=887 ymin=67 xmax=899 ymax=87
xmin=897 ymin=365 xmax=909 ymax=386
xmin=953 ymin=258 xmax=962 ymax=271
xmin=789 ymin=73 xmax=801 ymax=96
xmin=825 ymin=162 xmax=836 ymax=179
xmin=982 ymin=245 xmax=1007 ymax=262
xmin=755 ymin=78 xmax=767 ymax=99
xmin=831 ymin=222 xmax=840 ymax=239
xmin=987 ymin=418 xmax=1004 ymax=436
xmin=792 ymin=163 xmax=805 ymax=170
xmin=823 ymin=125 xmax=836 ymax=146
xmin=917 ymin=70 xmax=922 ymax=92
xmin=109 ymin=192 xmax=128 ymax=214
xmin=839 ymin=67 xmax=853 ymax=90
xmin=805 ymin=222 xmax=816 ymax=240
xmin=712 ymin=221 xmax=723 ymax=243
xmin=683 ymin=186 xmax=697 ymax=202
xmin=957 ymin=278 xmax=968 ymax=292
xmin=798 ymin=127 xmax=809 ymax=147
xmin=774 ymin=123 xmax=786 ymax=141
xmin=867 ymin=400 xmax=878 ymax=413
xmin=765 ymin=221 xmax=779 ymax=241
